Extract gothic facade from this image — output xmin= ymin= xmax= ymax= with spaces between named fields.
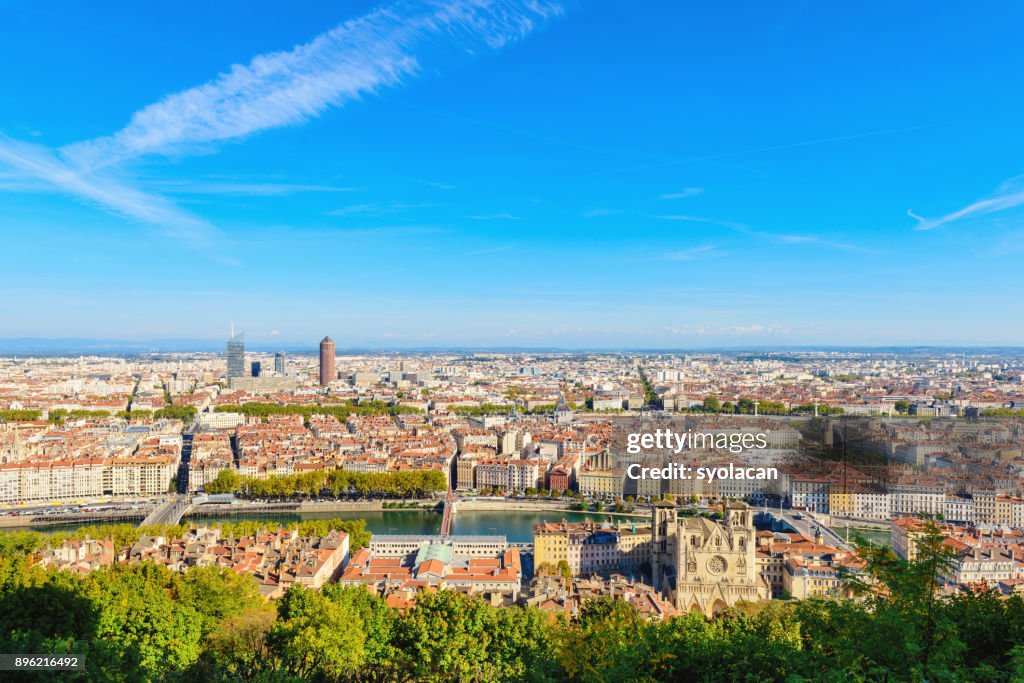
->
xmin=651 ymin=500 xmax=769 ymax=617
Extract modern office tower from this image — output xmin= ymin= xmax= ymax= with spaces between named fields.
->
xmin=226 ymin=332 xmax=245 ymax=379
xmin=274 ymin=351 xmax=286 ymax=375
xmin=251 ymin=361 xmax=261 ymax=377
xmin=319 ymin=336 xmax=335 ymax=385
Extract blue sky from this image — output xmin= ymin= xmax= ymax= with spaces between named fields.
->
xmin=2 ymin=0 xmax=1024 ymax=348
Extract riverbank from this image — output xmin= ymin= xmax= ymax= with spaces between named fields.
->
xmin=820 ymin=517 xmax=891 ymax=547
xmin=0 ymin=500 xmax=438 ymax=528
xmin=186 ymin=500 xmax=425 ymax=518
xmin=455 ymin=498 xmax=649 ymax=518
xmin=185 ymin=498 xmax=651 ymax=523
xmin=0 ymin=510 xmax=148 ymax=528
xmin=170 ymin=508 xmax=639 ymax=543
xmin=0 ymin=506 xmax=654 ymax=543
xmin=821 ymin=515 xmax=890 ymax=530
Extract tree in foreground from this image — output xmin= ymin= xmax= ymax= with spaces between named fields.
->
xmin=3 ymin=515 xmax=1024 ymax=681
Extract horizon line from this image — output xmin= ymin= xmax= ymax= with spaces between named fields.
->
xmin=0 ymin=337 xmax=1023 ymax=355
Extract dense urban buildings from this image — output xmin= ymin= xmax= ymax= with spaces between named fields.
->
xmin=3 ymin=345 xmax=1024 ymax=613
xmin=40 ymin=527 xmax=350 ymax=597
xmin=1 ymin=347 xmax=1024 ymax=508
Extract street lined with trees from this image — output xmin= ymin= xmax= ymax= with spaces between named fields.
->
xmin=204 ymin=468 xmax=447 ymax=500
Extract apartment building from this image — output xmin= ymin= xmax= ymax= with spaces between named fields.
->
xmin=790 ymin=477 xmax=830 ymax=513
xmin=828 ymin=485 xmax=890 ymax=521
xmin=456 ymin=454 xmax=479 ymax=491
xmin=785 ymin=558 xmax=861 ymax=599
xmin=533 ymin=520 xmax=652 ymax=577
xmin=508 ymin=460 xmax=540 ymax=492
xmin=578 ymin=468 xmax=625 ymax=499
xmin=890 ymin=483 xmax=945 ymax=518
xmin=942 ymin=547 xmax=1020 ymax=586
xmin=890 ymin=516 xmax=933 ymax=562
xmin=475 ymin=459 xmax=511 ymax=491
xmin=944 ymin=494 xmax=975 ymax=524
xmin=547 ymin=465 xmax=571 ymax=492
xmin=765 ymin=428 xmax=802 ymax=449
xmin=0 ymin=454 xmax=177 ymax=503
xmin=971 ymin=491 xmax=1024 ymax=526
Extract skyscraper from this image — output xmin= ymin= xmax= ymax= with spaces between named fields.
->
xmin=226 ymin=332 xmax=245 ymax=380
xmin=274 ymin=351 xmax=286 ymax=375
xmin=319 ymin=336 xmax=335 ymax=386
xmin=251 ymin=361 xmax=261 ymax=377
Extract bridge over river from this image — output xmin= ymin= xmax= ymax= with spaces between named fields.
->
xmin=139 ymin=495 xmax=192 ymax=527
xmin=756 ymin=509 xmax=853 ymax=550
xmin=439 ymin=489 xmax=457 ymax=535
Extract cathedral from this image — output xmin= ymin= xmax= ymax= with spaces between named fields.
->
xmin=651 ymin=500 xmax=769 ymax=617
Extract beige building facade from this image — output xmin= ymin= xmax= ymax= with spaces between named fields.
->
xmin=652 ymin=501 xmax=769 ymax=617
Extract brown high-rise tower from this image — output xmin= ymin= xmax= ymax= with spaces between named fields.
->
xmin=319 ymin=336 xmax=335 ymax=385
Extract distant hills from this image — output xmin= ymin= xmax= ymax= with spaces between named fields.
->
xmin=0 ymin=337 xmax=1023 ymax=357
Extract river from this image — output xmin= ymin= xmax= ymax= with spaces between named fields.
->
xmin=187 ymin=509 xmax=651 ymax=543
xmin=5 ymin=509 xmax=640 ymax=544
xmin=3 ymin=509 xmax=892 ymax=547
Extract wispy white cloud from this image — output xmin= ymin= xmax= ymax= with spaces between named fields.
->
xmin=61 ymin=0 xmax=563 ymax=170
xmin=0 ymin=0 xmax=562 ymax=250
xmin=641 ymin=123 xmax=935 ymax=171
xmin=769 ymin=233 xmax=872 ymax=251
xmin=158 ymin=180 xmax=357 ymax=196
xmin=0 ymin=134 xmax=227 ymax=254
xmin=910 ymin=175 xmax=1024 ymax=231
xmin=657 ymin=214 xmax=747 ymax=230
xmin=330 ymin=203 xmax=385 ymax=216
xmin=333 ymin=225 xmax=448 ymax=240
xmin=328 ymin=201 xmax=432 ymax=216
xmin=581 ymin=208 xmax=624 ymax=217
xmin=469 ymin=213 xmax=520 ymax=220
xmin=464 ymin=245 xmax=512 ymax=256
xmin=666 ymin=323 xmax=790 ymax=337
xmin=659 ymin=187 xmax=703 ymax=200
xmin=427 ymin=181 xmax=457 ymax=190
xmin=664 ymin=244 xmax=719 ymax=261
xmin=656 ymin=214 xmax=877 ymax=253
